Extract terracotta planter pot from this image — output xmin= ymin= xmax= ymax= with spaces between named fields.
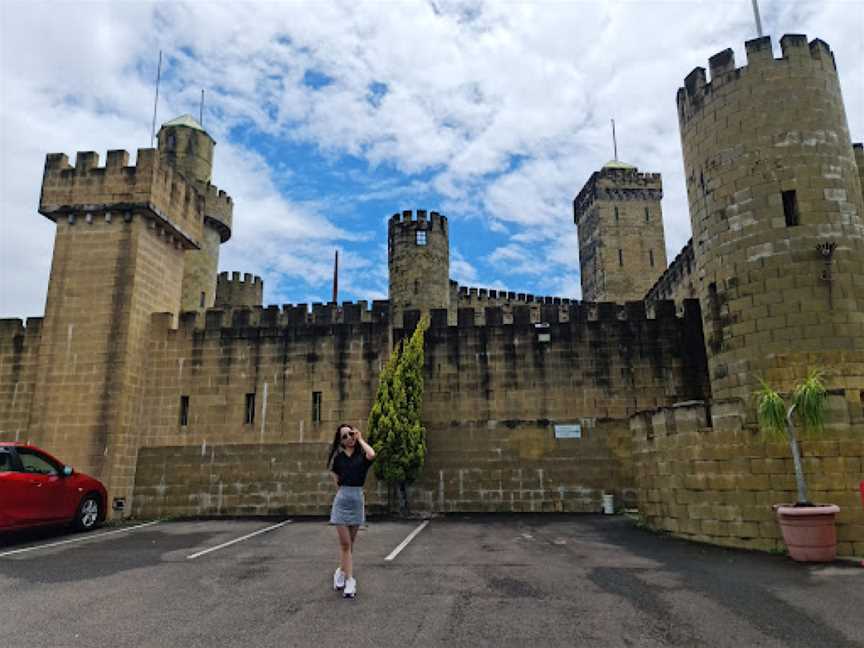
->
xmin=775 ymin=504 xmax=840 ymax=562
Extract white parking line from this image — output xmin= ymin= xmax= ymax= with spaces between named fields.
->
xmin=186 ymin=520 xmax=291 ymax=560
xmin=0 ymin=521 xmax=160 ymax=558
xmin=385 ymin=520 xmax=429 ymax=561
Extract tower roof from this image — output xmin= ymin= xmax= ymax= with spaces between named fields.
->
xmin=161 ymin=114 xmax=207 ymax=132
xmin=603 ymin=159 xmax=637 ymax=170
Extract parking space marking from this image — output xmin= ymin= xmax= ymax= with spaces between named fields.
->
xmin=385 ymin=520 xmax=429 ymax=561
xmin=186 ymin=520 xmax=291 ymax=560
xmin=0 ymin=521 xmax=160 ymax=558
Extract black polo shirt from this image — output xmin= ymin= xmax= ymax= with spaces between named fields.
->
xmin=332 ymin=449 xmax=374 ymax=487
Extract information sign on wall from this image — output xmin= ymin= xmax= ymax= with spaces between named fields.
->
xmin=554 ymin=424 xmax=582 ymax=439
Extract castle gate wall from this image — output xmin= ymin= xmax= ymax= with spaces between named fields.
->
xmin=132 ymin=300 xmax=709 ymax=517
xmin=632 ymin=397 xmax=864 ymax=557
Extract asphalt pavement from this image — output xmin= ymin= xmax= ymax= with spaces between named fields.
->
xmin=1 ymin=514 xmax=861 ymax=648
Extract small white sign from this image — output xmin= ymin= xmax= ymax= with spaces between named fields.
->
xmin=554 ymin=424 xmax=582 ymax=439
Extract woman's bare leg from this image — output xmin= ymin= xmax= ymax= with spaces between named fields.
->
xmin=336 ymin=526 xmax=353 ymax=579
xmin=348 ymin=525 xmax=359 ymax=547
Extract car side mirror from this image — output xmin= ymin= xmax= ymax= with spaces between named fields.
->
xmin=62 ymin=466 xmax=74 ymax=477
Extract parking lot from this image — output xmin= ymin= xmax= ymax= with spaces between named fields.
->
xmin=1 ymin=514 xmax=862 ymax=648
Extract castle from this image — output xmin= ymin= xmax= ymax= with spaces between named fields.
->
xmin=2 ymin=35 xmax=863 ymax=557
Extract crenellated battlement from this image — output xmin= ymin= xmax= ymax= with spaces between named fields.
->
xmin=455 ymin=284 xmax=574 ymax=306
xmin=573 ymin=166 xmax=663 ymax=224
xmin=152 ymin=299 xmax=391 ymax=334
xmin=40 ymin=149 xmax=204 ymax=248
xmin=202 ymin=183 xmax=233 ymax=242
xmin=0 ymin=317 xmax=43 ymax=344
xmin=645 ymin=239 xmax=695 ymax=304
xmin=214 ymin=271 xmax=264 ymax=308
xmin=677 ymin=34 xmax=838 ymax=126
xmin=388 ymin=209 xmax=448 ymax=232
xmin=398 ymin=299 xmax=687 ymax=331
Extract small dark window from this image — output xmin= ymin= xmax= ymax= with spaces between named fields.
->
xmin=414 ymin=279 xmax=420 ymax=294
xmin=179 ymin=395 xmax=190 ymax=426
xmin=199 ymin=291 xmax=206 ymax=308
xmin=645 ymin=207 xmax=650 ymax=223
xmin=244 ymin=393 xmax=255 ymax=424
xmin=312 ymin=391 xmax=322 ymax=423
xmin=614 ymin=207 xmax=619 ymax=223
xmin=167 ymin=134 xmax=176 ymax=149
xmin=649 ymin=250 xmax=655 ymax=267
xmin=416 ymin=230 xmax=427 ymax=246
xmin=618 ymin=249 xmax=623 ymax=266
xmin=782 ymin=190 xmax=799 ymax=227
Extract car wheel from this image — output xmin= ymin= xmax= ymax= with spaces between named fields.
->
xmin=75 ymin=495 xmax=101 ymax=531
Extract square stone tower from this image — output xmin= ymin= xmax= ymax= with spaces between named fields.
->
xmin=573 ymin=162 xmax=667 ymax=302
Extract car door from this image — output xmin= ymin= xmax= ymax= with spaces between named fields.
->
xmin=15 ymin=448 xmax=68 ymax=523
xmin=0 ymin=448 xmax=31 ymax=528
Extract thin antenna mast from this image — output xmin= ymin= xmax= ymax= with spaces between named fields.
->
xmin=200 ymin=89 xmax=205 ymax=127
xmin=150 ymin=50 xmax=163 ymax=147
xmin=332 ymin=250 xmax=339 ymax=304
xmin=751 ymin=0 xmax=764 ymax=37
xmin=611 ymin=118 xmax=618 ymax=161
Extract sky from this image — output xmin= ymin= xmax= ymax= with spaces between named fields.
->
xmin=1 ymin=0 xmax=863 ymax=318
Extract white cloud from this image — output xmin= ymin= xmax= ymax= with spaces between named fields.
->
xmin=2 ymin=1 xmax=862 ymax=316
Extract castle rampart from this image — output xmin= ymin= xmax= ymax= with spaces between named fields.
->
xmin=678 ymin=34 xmax=864 ymax=401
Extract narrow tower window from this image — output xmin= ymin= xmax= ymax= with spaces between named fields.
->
xmin=244 ymin=393 xmax=256 ymax=424
xmin=416 ymin=230 xmax=427 ymax=246
xmin=618 ymin=249 xmax=624 ymax=266
xmin=199 ymin=291 xmax=205 ymax=308
xmin=614 ymin=207 xmax=620 ymax=223
xmin=179 ymin=395 xmax=190 ymax=426
xmin=312 ymin=391 xmax=322 ymax=423
xmin=645 ymin=207 xmax=650 ymax=223
xmin=782 ymin=190 xmax=800 ymax=227
xmin=414 ymin=279 xmax=420 ymax=294
xmin=649 ymin=250 xmax=655 ymax=267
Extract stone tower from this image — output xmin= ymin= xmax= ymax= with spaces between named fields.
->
xmin=157 ymin=115 xmax=233 ymax=312
xmin=574 ymin=162 xmax=667 ymax=301
xmin=215 ymin=271 xmax=264 ymax=308
xmin=678 ymin=35 xmax=864 ymax=401
xmin=31 ymin=148 xmax=206 ymax=510
xmin=388 ymin=209 xmax=450 ymax=327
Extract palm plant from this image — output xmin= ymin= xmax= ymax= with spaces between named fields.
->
xmin=755 ymin=370 xmax=828 ymax=506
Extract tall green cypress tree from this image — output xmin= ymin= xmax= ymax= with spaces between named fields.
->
xmin=367 ymin=317 xmax=428 ymax=514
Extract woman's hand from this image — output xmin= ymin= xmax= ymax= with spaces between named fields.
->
xmin=354 ymin=428 xmax=376 ymax=460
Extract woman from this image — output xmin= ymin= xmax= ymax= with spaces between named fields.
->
xmin=327 ymin=423 xmax=376 ymax=599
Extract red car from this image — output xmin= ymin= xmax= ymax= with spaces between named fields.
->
xmin=0 ymin=442 xmax=107 ymax=532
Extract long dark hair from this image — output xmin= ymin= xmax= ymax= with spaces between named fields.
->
xmin=326 ymin=423 xmax=353 ymax=469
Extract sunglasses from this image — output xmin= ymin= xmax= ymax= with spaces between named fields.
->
xmin=340 ymin=430 xmax=356 ymax=441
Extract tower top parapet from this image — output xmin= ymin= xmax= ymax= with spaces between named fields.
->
xmin=39 ymin=149 xmax=203 ymax=248
xmin=677 ymin=35 xmax=837 ymax=126
xmin=573 ymin=164 xmax=662 ymax=225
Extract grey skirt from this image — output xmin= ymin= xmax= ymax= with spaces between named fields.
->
xmin=329 ymin=486 xmax=365 ymax=526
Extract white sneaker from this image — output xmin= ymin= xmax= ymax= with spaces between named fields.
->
xmin=333 ymin=568 xmax=345 ymax=591
xmin=343 ymin=577 xmax=357 ymax=599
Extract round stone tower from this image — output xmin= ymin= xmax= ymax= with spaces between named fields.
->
xmin=388 ymin=209 xmax=450 ymax=327
xmin=678 ymin=35 xmax=864 ymax=401
xmin=157 ymin=115 xmax=233 ymax=312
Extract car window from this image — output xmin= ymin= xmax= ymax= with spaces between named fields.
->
xmin=0 ymin=450 xmax=12 ymax=472
xmin=17 ymin=449 xmax=59 ymax=476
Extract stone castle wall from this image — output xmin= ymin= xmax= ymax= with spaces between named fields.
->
xmin=632 ymin=397 xmax=864 ymax=557
xmin=0 ymin=318 xmax=42 ymax=442
xmin=645 ymin=239 xmax=697 ymax=311
xmin=129 ymin=299 xmax=707 ymax=516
